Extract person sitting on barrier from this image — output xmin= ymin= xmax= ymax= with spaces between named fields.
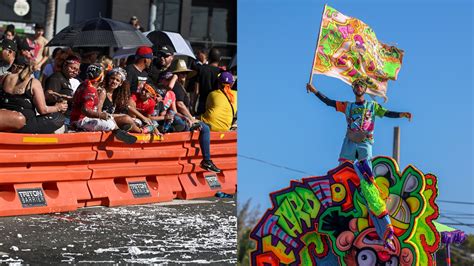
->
xmin=171 ymin=60 xmax=222 ymax=173
xmin=0 ymin=39 xmax=17 ymax=77
xmin=306 ymin=79 xmax=412 ymax=252
xmin=44 ymin=55 xmax=81 ymax=104
xmin=0 ymin=55 xmax=67 ymax=133
xmin=127 ymin=82 xmax=167 ymax=135
xmin=70 ymin=64 xmax=137 ymax=144
xmin=0 ymin=58 xmax=26 ymax=132
xmin=149 ymin=71 xmax=187 ymax=133
xmin=100 ymin=67 xmax=158 ymax=135
xmin=44 ymin=55 xmax=81 ymax=127
xmin=200 ymin=72 xmax=237 ymax=132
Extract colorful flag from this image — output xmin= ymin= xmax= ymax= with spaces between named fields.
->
xmin=312 ymin=5 xmax=404 ymax=100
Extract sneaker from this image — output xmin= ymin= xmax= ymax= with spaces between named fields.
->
xmin=215 ymin=191 xmax=233 ymax=198
xmin=200 ymin=160 xmax=221 ymax=173
xmin=113 ymin=129 xmax=137 ymax=144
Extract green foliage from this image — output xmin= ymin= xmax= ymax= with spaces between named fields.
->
xmin=237 ymin=199 xmax=260 ymax=266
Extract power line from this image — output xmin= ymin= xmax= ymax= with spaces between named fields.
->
xmin=238 ymin=154 xmax=313 ymax=175
xmin=439 ymin=214 xmax=474 ymax=229
xmin=438 ymin=200 xmax=474 ymax=205
xmin=439 ymin=223 xmax=474 ymax=226
xmin=443 ymin=210 xmax=474 ymax=216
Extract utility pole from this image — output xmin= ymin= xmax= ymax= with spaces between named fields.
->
xmin=44 ymin=0 xmax=56 ymax=40
xmin=393 ymin=127 xmax=400 ymax=164
xmin=149 ymin=0 xmax=157 ymax=31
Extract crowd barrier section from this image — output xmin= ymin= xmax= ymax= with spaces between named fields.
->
xmin=0 ymin=130 xmax=237 ymax=216
xmin=178 ymin=131 xmax=237 ymax=199
xmin=86 ymin=132 xmax=190 ymax=207
xmin=0 ymin=132 xmax=101 ymax=216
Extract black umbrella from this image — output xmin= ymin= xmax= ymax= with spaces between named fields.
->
xmin=47 ymin=17 xmax=152 ymax=48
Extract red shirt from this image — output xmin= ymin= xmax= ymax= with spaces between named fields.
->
xmin=131 ymin=93 xmax=156 ymax=116
xmin=70 ymin=81 xmax=99 ymax=122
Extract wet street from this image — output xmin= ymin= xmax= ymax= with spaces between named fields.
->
xmin=0 ymin=198 xmax=236 ymax=264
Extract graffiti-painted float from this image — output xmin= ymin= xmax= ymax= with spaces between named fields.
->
xmin=250 ymin=156 xmax=440 ymax=266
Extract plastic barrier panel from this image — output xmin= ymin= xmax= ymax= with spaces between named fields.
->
xmin=86 ymin=175 xmax=181 ymax=207
xmin=86 ymin=132 xmax=190 ymax=206
xmin=0 ymin=181 xmax=90 ymax=216
xmin=0 ymin=132 xmax=101 ymax=216
xmin=0 ymin=132 xmax=101 ymax=183
xmin=0 ymin=130 xmax=238 ymax=215
xmin=177 ymin=169 xmax=236 ymax=199
xmin=183 ymin=131 xmax=237 ymax=174
xmin=178 ymin=131 xmax=237 ymax=198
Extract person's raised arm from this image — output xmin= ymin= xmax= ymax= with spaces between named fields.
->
xmin=384 ymin=111 xmax=412 ymax=121
xmin=306 ymin=83 xmax=337 ymax=108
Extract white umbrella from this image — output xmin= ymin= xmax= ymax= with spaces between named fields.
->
xmin=146 ymin=30 xmax=196 ymax=59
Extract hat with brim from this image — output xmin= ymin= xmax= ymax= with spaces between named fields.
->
xmin=143 ymin=83 xmax=157 ymax=98
xmin=172 ymin=59 xmax=196 ymax=79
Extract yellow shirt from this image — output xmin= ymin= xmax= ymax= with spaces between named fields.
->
xmin=201 ymin=89 xmax=237 ymax=132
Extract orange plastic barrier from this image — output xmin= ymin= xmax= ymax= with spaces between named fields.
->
xmin=0 ymin=130 xmax=237 ymax=216
xmin=178 ymin=170 xmax=237 ymax=199
xmin=179 ymin=131 xmax=237 ymax=199
xmin=0 ymin=132 xmax=101 ymax=216
xmin=86 ymin=132 xmax=190 ymax=206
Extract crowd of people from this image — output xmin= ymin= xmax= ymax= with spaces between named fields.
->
xmin=0 ymin=22 xmax=237 ymax=173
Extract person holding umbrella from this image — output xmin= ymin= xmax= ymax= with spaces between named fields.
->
xmin=148 ymin=45 xmax=174 ymax=88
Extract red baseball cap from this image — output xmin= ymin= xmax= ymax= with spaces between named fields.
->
xmin=135 ymin=46 xmax=154 ymax=59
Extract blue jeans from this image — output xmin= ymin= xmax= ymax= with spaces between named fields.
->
xmin=33 ymin=70 xmax=41 ymax=79
xmin=198 ymin=121 xmax=211 ymax=161
xmin=172 ymin=117 xmax=211 ymax=161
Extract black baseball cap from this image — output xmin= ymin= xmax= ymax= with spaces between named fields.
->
xmin=157 ymin=45 xmax=174 ymax=56
xmin=1 ymin=39 xmax=17 ymax=52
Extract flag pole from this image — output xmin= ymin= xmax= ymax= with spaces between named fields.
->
xmin=308 ymin=4 xmax=327 ymax=91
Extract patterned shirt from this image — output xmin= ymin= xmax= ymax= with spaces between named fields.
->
xmin=336 ymin=100 xmax=387 ymax=141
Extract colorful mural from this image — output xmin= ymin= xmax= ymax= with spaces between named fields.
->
xmin=250 ymin=156 xmax=440 ymax=266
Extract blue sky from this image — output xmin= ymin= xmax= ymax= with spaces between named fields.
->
xmin=238 ymin=0 xmax=474 ymax=233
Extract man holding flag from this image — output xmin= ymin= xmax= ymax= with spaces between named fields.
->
xmin=308 ymin=5 xmax=412 ymax=252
